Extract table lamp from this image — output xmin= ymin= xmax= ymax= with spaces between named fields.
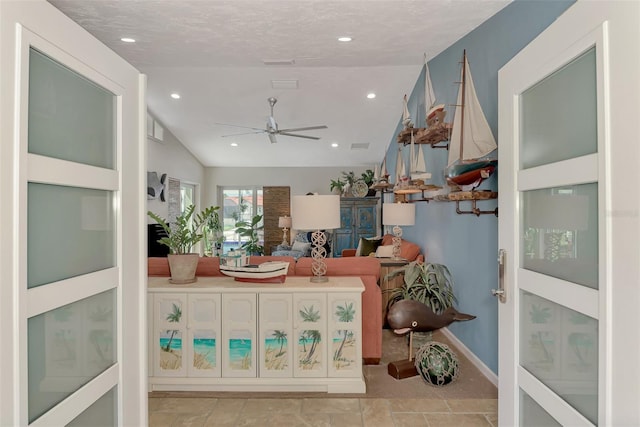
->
xmin=292 ymin=195 xmax=341 ymax=282
xmin=383 ymin=202 xmax=415 ymax=260
xmin=278 ymin=215 xmax=292 ymax=245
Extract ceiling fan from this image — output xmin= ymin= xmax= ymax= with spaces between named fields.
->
xmin=217 ymin=97 xmax=327 ymax=144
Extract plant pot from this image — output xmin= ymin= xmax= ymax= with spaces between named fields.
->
xmin=167 ymin=253 xmax=199 ymax=284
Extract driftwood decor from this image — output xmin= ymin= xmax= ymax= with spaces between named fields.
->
xmin=262 ymin=186 xmax=290 ymax=255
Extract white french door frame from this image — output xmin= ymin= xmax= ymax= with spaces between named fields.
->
xmin=498 ymin=2 xmax=640 ymax=425
xmin=0 ymin=1 xmax=147 ymax=425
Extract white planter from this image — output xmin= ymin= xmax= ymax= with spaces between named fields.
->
xmin=167 ymin=253 xmax=199 ymax=284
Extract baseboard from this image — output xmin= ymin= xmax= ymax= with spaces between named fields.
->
xmin=439 ymin=327 xmax=498 ymax=388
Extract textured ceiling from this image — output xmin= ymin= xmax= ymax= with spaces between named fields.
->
xmin=49 ymin=0 xmax=511 ymax=168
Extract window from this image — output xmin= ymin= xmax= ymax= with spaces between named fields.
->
xmin=218 ymin=186 xmax=263 ymax=253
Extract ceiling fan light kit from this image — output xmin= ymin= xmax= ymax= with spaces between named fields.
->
xmin=219 ymin=97 xmax=327 ymax=144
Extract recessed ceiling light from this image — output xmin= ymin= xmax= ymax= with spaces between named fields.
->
xmin=231 ymin=142 xmax=238 ymax=147
xmin=170 ymin=93 xmax=180 ymax=99
xmin=367 ymin=93 xmax=376 ymax=99
xmin=120 ymin=37 xmax=135 ymax=43
xmin=337 ymin=36 xmax=352 ymax=42
xmin=331 ymin=143 xmax=339 ymax=148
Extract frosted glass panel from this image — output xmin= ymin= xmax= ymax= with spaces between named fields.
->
xmin=66 ymin=386 xmax=117 ymax=426
xmin=28 ymin=183 xmax=115 ymax=288
xmin=522 ymin=183 xmax=598 ymax=289
xmin=520 ymin=389 xmax=561 ymax=427
xmin=520 ymin=48 xmax=596 ymax=169
xmin=28 ymin=290 xmax=116 ymax=423
xmin=28 ymin=48 xmax=115 ymax=169
xmin=520 ymin=291 xmax=598 ymax=424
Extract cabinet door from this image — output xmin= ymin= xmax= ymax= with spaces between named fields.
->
xmin=327 ymin=293 xmax=362 ymax=378
xmin=354 ymin=204 xmax=377 ymax=241
xmin=154 ymin=294 xmax=187 ymax=377
xmin=293 ymin=293 xmax=327 ymax=377
xmin=259 ymin=293 xmax=293 ymax=377
xmin=186 ymin=293 xmax=221 ymax=377
xmin=334 ymin=204 xmax=355 ymax=256
xmin=222 ymin=293 xmax=257 ymax=377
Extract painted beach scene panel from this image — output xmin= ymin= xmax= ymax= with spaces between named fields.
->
xmin=228 ymin=330 xmax=252 ymax=370
xmin=333 ymin=329 xmax=357 ymax=370
xmin=159 ymin=330 xmax=182 ymax=370
xmin=332 ymin=301 xmax=357 ymax=370
xmin=298 ymin=330 xmax=322 ymax=370
xmin=264 ymin=329 xmax=288 ymax=371
xmin=193 ymin=329 xmax=216 ymax=370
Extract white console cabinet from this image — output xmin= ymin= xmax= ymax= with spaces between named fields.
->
xmin=148 ymin=276 xmax=365 ymax=393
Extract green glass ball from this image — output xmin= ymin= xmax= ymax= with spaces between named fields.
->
xmin=414 ymin=342 xmax=459 ymax=386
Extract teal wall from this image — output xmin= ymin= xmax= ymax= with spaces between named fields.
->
xmin=383 ymin=0 xmax=574 ymax=374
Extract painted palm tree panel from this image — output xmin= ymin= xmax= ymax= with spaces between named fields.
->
xmin=228 ymin=330 xmax=252 ymax=370
xmin=159 ymin=302 xmax=182 ymax=370
xmin=264 ymin=329 xmax=288 ymax=370
xmin=192 ymin=329 xmax=216 ymax=370
xmin=298 ymin=305 xmax=322 ymax=370
xmin=333 ymin=301 xmax=357 ymax=370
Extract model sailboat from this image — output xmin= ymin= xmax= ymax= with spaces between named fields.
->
xmin=445 ymin=50 xmax=497 ymax=189
xmin=416 ymin=54 xmax=450 ymax=146
xmin=410 ymin=131 xmax=431 ymax=182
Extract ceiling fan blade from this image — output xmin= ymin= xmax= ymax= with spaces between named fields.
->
xmin=221 ymin=130 xmax=265 ymax=137
xmin=214 ymin=122 xmax=264 ymax=132
xmin=277 ymin=132 xmax=321 ymax=140
xmin=277 ymin=125 xmax=328 ymax=133
xmin=268 ymin=133 xmax=278 ymax=144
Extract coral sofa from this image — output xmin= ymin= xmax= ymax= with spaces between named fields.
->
xmin=148 ymin=255 xmax=383 ymax=364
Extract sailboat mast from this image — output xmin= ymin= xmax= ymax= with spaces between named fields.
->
xmin=459 ymin=50 xmax=467 ymax=163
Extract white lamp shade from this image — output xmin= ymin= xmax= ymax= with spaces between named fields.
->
xmin=291 ymin=195 xmax=341 ymax=230
xmin=278 ymin=216 xmax=292 ymax=228
xmin=383 ymin=202 xmax=415 ymax=226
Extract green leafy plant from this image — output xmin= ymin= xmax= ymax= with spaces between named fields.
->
xmin=235 ymin=213 xmax=264 ymax=255
xmin=341 ymin=171 xmax=357 ymax=186
xmin=361 ymin=169 xmax=375 ymax=186
xmin=330 ymin=178 xmax=345 ymax=193
xmin=148 ymin=204 xmax=217 ymax=254
xmin=386 ymin=261 xmax=457 ymax=314
xmin=203 ymin=206 xmax=224 ymax=255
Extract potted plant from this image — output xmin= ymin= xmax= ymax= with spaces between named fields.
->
xmin=235 ymin=213 xmax=264 ymax=255
xmin=361 ymin=169 xmax=376 ymax=196
xmin=148 ymin=204 xmax=217 ymax=284
xmin=385 ymin=261 xmax=457 ymax=346
xmin=203 ymin=206 xmax=224 ymax=256
xmin=330 ymin=178 xmax=345 ymax=195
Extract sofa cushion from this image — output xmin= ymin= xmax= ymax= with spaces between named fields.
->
xmin=356 ymin=236 xmax=383 ymax=257
xmin=380 ymin=234 xmax=422 ymax=261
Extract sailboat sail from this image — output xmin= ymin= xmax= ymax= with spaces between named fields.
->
xmin=402 ymin=94 xmax=413 ymax=129
xmin=410 ymin=132 xmax=431 ymax=181
xmin=424 ymin=53 xmax=440 ymax=114
xmin=445 ymin=51 xmax=497 ymax=188
xmin=395 ymin=147 xmax=408 ymax=188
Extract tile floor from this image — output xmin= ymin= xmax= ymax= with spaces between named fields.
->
xmin=148 ymin=396 xmax=498 ymax=426
xmin=148 ymin=330 xmax=498 ymax=426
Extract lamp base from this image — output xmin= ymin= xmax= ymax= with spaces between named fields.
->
xmin=310 ymin=275 xmax=329 ymax=283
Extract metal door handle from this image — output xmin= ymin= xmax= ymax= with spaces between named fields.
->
xmin=492 ymin=249 xmax=506 ymax=303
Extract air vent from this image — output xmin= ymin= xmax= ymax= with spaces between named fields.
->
xmin=350 ymin=143 xmax=370 ymax=150
xmin=271 ymin=79 xmax=299 ymax=90
xmin=263 ymin=59 xmax=295 ymax=66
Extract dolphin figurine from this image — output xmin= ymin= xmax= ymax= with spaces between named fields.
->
xmin=387 ymin=299 xmax=476 ymax=335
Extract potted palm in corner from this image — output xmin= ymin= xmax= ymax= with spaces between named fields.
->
xmin=148 ymin=205 xmax=217 ymax=284
xmin=385 ymin=261 xmax=458 ymax=347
